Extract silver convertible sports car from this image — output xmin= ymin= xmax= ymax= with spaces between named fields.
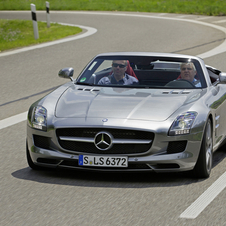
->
xmin=27 ymin=52 xmax=226 ymax=178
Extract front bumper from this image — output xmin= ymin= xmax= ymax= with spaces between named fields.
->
xmin=27 ymin=135 xmax=201 ymax=173
xmin=27 ymin=116 xmax=203 ymax=173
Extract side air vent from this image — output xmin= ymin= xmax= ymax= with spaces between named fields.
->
xmin=167 ymin=141 xmax=187 ymax=154
xmin=33 ymin=135 xmax=50 ymax=149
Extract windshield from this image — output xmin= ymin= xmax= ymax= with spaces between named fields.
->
xmin=76 ymin=56 xmax=206 ymax=89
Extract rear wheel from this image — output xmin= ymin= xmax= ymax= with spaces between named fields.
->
xmin=192 ymin=119 xmax=213 ymax=178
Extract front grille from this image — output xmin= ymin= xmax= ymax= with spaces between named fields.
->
xmin=167 ymin=141 xmax=187 ymax=154
xmin=56 ymin=128 xmax=154 ymax=155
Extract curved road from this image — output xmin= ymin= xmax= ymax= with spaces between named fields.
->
xmin=1 ymin=11 xmax=226 ymax=226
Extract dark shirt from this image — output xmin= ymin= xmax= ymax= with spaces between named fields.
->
xmin=98 ymin=73 xmax=138 ymax=85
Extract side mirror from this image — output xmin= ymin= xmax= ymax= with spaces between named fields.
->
xmin=58 ymin=67 xmax=74 ymax=81
xmin=219 ymin=72 xmax=226 ymax=84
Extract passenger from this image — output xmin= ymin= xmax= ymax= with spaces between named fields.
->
xmin=98 ymin=60 xmax=138 ymax=85
xmin=180 ymin=62 xmax=201 ymax=87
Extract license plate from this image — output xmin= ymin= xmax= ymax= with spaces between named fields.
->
xmin=79 ymin=155 xmax=128 ymax=167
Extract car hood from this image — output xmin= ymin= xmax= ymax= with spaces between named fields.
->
xmin=55 ymin=86 xmax=201 ymax=121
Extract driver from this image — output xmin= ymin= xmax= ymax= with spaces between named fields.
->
xmin=98 ymin=60 xmax=138 ymax=85
xmin=180 ymin=63 xmax=201 ymax=87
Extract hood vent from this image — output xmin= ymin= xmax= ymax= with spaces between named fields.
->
xmin=77 ymin=87 xmax=100 ymax=92
xmin=162 ymin=90 xmax=191 ymax=95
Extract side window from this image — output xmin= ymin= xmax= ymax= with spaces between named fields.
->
xmin=207 ymin=68 xmax=219 ymax=84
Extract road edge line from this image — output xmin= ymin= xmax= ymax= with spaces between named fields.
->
xmin=180 ymin=171 xmax=226 ymax=219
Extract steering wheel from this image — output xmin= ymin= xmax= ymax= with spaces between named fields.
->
xmin=165 ymin=79 xmax=195 ymax=88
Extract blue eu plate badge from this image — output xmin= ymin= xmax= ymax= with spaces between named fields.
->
xmin=79 ymin=155 xmax=83 ymax=165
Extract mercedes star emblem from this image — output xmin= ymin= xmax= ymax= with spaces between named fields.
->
xmin=94 ymin=131 xmax=113 ymax=151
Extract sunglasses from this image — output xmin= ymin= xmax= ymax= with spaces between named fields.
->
xmin=182 ymin=67 xmax=192 ymax=71
xmin=112 ymin=63 xmax=126 ymax=68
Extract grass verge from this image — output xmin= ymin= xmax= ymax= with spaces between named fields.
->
xmin=0 ymin=0 xmax=226 ymax=16
xmin=0 ymin=19 xmax=82 ymax=52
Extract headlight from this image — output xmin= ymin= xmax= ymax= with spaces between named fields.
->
xmin=31 ymin=106 xmax=47 ymax=131
xmin=169 ymin=112 xmax=197 ymax=136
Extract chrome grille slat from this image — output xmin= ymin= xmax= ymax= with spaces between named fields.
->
xmin=59 ymin=136 xmax=152 ymax=144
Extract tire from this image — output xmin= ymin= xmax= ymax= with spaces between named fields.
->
xmin=26 ymin=142 xmax=45 ymax=170
xmin=192 ymin=119 xmax=213 ymax=178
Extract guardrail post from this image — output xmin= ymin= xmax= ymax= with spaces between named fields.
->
xmin=46 ymin=1 xmax=50 ymax=28
xmin=30 ymin=4 xmax=39 ymax=39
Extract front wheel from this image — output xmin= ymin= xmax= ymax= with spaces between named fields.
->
xmin=192 ymin=119 xmax=213 ymax=178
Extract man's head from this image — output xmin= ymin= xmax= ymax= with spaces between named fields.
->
xmin=112 ymin=60 xmax=127 ymax=81
xmin=180 ymin=63 xmax=197 ymax=82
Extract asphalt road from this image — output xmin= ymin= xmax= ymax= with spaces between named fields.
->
xmin=1 ymin=11 xmax=226 ymax=226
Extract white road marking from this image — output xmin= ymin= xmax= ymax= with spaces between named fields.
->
xmin=1 ymin=12 xmax=226 ymax=220
xmin=213 ymin=19 xmax=226 ymax=24
xmin=0 ymin=112 xmax=28 ymax=130
xmin=157 ymin=13 xmax=168 ymax=16
xmin=180 ymin=171 xmax=226 ymax=219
